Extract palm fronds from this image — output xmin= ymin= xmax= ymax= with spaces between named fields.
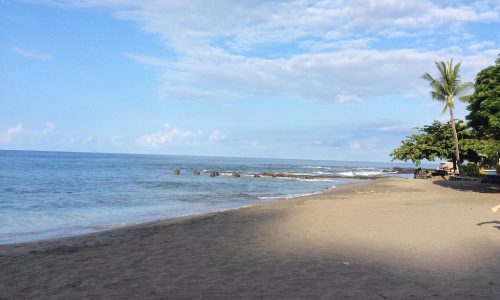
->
xmin=421 ymin=59 xmax=473 ymax=114
xmin=421 ymin=59 xmax=474 ymax=173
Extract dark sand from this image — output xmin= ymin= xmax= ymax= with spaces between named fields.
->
xmin=1 ymin=178 xmax=499 ymax=299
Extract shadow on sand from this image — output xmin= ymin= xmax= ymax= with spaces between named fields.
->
xmin=432 ymin=179 xmax=500 ymax=193
xmin=1 ymin=203 xmax=500 ymax=299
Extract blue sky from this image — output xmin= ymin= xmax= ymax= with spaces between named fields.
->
xmin=1 ymin=0 xmax=499 ymax=161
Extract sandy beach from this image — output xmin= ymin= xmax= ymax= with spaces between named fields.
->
xmin=1 ymin=178 xmax=499 ymax=299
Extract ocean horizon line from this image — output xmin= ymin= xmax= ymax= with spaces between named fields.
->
xmin=0 ymin=148 xmax=433 ymax=166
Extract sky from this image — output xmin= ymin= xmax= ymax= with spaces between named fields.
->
xmin=1 ymin=0 xmax=499 ymax=162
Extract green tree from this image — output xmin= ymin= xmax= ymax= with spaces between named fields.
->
xmin=390 ymin=120 xmax=477 ymax=165
xmin=421 ymin=60 xmax=473 ymax=173
xmin=466 ymin=55 xmax=500 ymax=140
xmin=461 ymin=138 xmax=500 ymax=167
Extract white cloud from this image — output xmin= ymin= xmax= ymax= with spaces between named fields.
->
xmin=0 ymin=123 xmax=24 ymax=143
xmin=349 ymin=141 xmax=362 ymax=150
xmin=137 ymin=123 xmax=202 ymax=147
xmin=348 ymin=137 xmax=377 ymax=151
xmin=78 ymin=135 xmax=124 ymax=146
xmin=208 ymin=130 xmax=225 ymax=142
xmin=337 ymin=94 xmax=362 ymax=103
xmin=40 ymin=123 xmax=56 ymax=136
xmin=69 ymin=0 xmax=498 ymax=50
xmin=303 ymin=38 xmax=375 ymax=52
xmin=9 ymin=47 xmax=53 ymax=61
xmin=42 ymin=1 xmax=500 ymax=102
xmin=158 ymin=47 xmax=496 ymax=102
xmin=158 ymin=85 xmax=238 ymax=101
xmin=0 ymin=123 xmax=59 ymax=143
xmin=466 ymin=41 xmax=495 ymax=52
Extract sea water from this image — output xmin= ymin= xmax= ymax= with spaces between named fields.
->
xmin=0 ymin=150 xmax=412 ymax=244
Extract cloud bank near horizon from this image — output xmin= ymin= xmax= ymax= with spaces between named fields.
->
xmin=50 ymin=0 xmax=499 ymax=103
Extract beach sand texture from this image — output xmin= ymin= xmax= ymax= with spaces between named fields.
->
xmin=1 ymin=178 xmax=499 ymax=299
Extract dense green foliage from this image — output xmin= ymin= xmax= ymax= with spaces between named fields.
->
xmin=459 ymin=163 xmax=480 ymax=177
xmin=466 ymin=56 xmax=500 ymax=140
xmin=460 ymin=138 xmax=500 ymax=166
xmin=390 ymin=120 xmax=470 ymax=165
xmin=390 ymin=119 xmax=500 ymax=167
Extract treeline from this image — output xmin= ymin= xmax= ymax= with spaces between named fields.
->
xmin=391 ymin=56 xmax=499 ymax=173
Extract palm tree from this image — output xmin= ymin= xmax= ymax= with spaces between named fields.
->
xmin=421 ymin=59 xmax=473 ymax=174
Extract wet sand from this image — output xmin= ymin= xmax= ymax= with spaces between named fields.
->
xmin=1 ymin=178 xmax=499 ymax=299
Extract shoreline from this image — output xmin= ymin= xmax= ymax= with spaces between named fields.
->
xmin=1 ymin=178 xmax=499 ymax=298
xmin=0 ymin=179 xmax=365 ymax=251
xmin=1 ymin=149 xmax=418 ymax=246
xmin=0 ymin=178 xmax=356 ymax=246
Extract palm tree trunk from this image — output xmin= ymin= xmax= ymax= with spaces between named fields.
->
xmin=449 ymin=107 xmax=460 ymax=174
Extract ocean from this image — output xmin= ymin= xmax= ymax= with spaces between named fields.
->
xmin=0 ymin=150 xmax=415 ymax=244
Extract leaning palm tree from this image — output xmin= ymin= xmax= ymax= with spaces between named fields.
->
xmin=421 ymin=59 xmax=473 ymax=174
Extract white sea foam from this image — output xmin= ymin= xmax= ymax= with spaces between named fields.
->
xmin=219 ymin=172 xmax=234 ymax=176
xmin=218 ymin=172 xmax=258 ymax=177
xmin=258 ymin=186 xmax=336 ymax=200
xmin=303 ymin=166 xmax=333 ymax=170
xmin=259 ymin=173 xmax=337 ymax=181
xmin=359 ymin=171 xmax=382 ymax=176
xmin=279 ymin=172 xmax=328 ymax=176
xmin=338 ymin=170 xmax=383 ymax=177
xmin=338 ymin=171 xmax=354 ymax=177
xmin=291 ymin=178 xmax=337 ymax=182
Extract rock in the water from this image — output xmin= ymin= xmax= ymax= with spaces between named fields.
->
xmin=209 ymin=171 xmax=220 ymax=177
xmin=232 ymin=172 xmax=241 ymax=178
xmin=253 ymin=174 xmax=260 ymax=177
xmin=413 ymin=168 xmax=431 ymax=179
xmin=261 ymin=172 xmax=314 ymax=180
xmin=173 ymin=169 xmax=181 ymax=175
xmin=194 ymin=169 xmax=201 ymax=176
xmin=392 ymin=167 xmax=416 ymax=174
